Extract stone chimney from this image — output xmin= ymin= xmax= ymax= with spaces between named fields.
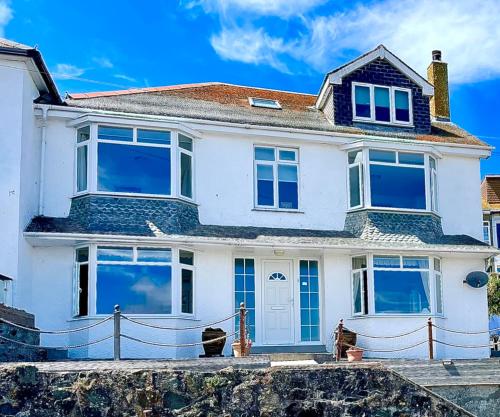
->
xmin=427 ymin=50 xmax=450 ymax=121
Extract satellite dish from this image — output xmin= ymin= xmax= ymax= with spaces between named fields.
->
xmin=463 ymin=271 xmax=489 ymax=288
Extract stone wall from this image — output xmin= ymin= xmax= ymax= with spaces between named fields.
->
xmin=431 ymin=385 xmax=500 ymax=417
xmin=0 ymin=364 xmax=472 ymax=416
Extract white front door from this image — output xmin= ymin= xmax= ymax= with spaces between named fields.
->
xmin=262 ymin=259 xmax=294 ymax=345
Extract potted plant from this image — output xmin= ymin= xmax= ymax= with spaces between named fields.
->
xmin=346 ymin=346 xmax=364 ymax=362
xmin=232 ymin=338 xmax=252 ymax=357
xmin=201 ymin=328 xmax=227 ymax=357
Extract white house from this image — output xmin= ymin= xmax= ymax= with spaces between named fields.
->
xmin=0 ymin=38 xmax=497 ymax=360
xmin=482 ymin=175 xmax=500 ymax=272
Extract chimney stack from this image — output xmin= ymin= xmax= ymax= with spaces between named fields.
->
xmin=427 ymin=50 xmax=450 ymax=121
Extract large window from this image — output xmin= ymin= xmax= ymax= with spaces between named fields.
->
xmin=75 ymin=124 xmax=194 ymax=199
xmin=254 ymin=146 xmax=299 ymax=210
xmin=300 ymin=260 xmax=320 ymax=342
xmin=353 ymin=83 xmax=412 ymax=125
xmin=351 ymin=254 xmax=442 ymax=316
xmin=74 ymin=247 xmax=89 ymax=316
xmin=180 ymin=250 xmax=194 ymax=314
xmin=348 ymin=148 xmax=436 ymax=211
xmin=234 ymin=258 xmax=255 ymax=340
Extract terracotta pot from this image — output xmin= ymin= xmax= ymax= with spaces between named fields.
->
xmin=201 ymin=328 xmax=226 ymax=357
xmin=346 ymin=347 xmax=364 ymax=362
xmin=232 ymin=340 xmax=251 ymax=357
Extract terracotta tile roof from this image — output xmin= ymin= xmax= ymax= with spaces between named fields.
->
xmin=66 ymin=82 xmax=488 ymax=148
xmin=482 ymin=176 xmax=500 ymax=210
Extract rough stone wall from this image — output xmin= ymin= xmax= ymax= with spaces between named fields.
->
xmin=431 ymin=385 xmax=500 ymax=417
xmin=0 ymin=364 xmax=472 ymax=416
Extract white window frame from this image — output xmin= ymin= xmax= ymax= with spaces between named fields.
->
xmin=483 ymin=221 xmax=491 ymax=245
xmin=347 ymin=147 xmax=438 ymax=213
xmin=178 ymin=134 xmax=195 ymax=202
xmin=352 ymin=82 xmax=413 ymax=127
xmin=73 ymin=246 xmax=89 ymax=317
xmin=73 ymin=124 xmax=195 ymax=201
xmin=347 ymin=150 xmax=364 ymax=209
xmin=179 ymin=248 xmax=195 ymax=316
xmin=351 ymin=256 xmax=368 ymax=316
xmin=253 ymin=145 xmax=300 ymax=211
xmin=248 ymin=97 xmax=282 ymax=109
xmin=75 ymin=127 xmax=90 ymax=195
xmin=0 ymin=279 xmax=11 ymax=306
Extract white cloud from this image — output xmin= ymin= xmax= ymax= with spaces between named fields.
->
xmin=114 ymin=74 xmax=136 ymax=82
xmin=185 ymin=0 xmax=326 ymax=18
xmin=0 ymin=0 xmax=13 ymax=37
xmin=92 ymin=56 xmax=114 ymax=68
xmin=52 ymin=63 xmax=85 ymax=80
xmin=198 ymin=0 xmax=500 ymax=83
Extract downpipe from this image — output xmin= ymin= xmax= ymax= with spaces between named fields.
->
xmin=38 ymin=106 xmax=48 ymax=215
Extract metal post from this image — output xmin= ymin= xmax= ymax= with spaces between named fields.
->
xmin=336 ymin=319 xmax=344 ymax=362
xmin=427 ymin=317 xmax=434 ymax=360
xmin=114 ymin=305 xmax=121 ymax=361
xmin=239 ymin=302 xmax=246 ymax=357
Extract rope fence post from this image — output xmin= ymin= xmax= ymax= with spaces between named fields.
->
xmin=336 ymin=319 xmax=344 ymax=362
xmin=114 ymin=305 xmax=121 ymax=361
xmin=427 ymin=317 xmax=434 ymax=360
xmin=239 ymin=302 xmax=246 ymax=357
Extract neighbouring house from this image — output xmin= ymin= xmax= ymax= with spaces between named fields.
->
xmin=482 ymin=175 xmax=500 ymax=272
xmin=0 ymin=38 xmax=497 ymax=360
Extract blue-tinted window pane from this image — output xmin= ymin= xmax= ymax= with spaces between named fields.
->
xmin=76 ymin=146 xmax=88 ymax=192
xmin=181 ymin=269 xmax=193 ymax=314
xmin=77 ymin=126 xmax=90 ymax=143
xmin=255 ymin=147 xmax=275 ymax=161
xmin=300 ymin=260 xmax=320 ymax=341
xmin=373 ymin=256 xmax=400 ymax=268
xmin=370 ymin=164 xmax=426 ymax=209
xmin=395 ymin=90 xmax=410 ymax=122
xmin=374 ymin=87 xmax=390 ymax=122
xmin=98 ymin=143 xmax=171 ymax=195
xmin=279 ymin=150 xmax=296 ymax=161
xmin=245 ymin=292 xmax=255 ymax=309
xmin=354 ymin=86 xmax=371 ymax=118
xmin=374 ymin=270 xmax=430 ymax=314
xmin=137 ymin=129 xmax=171 ymax=145
xmin=179 ymin=250 xmax=194 ymax=266
xmin=309 ymin=276 xmax=319 ymax=292
xmin=235 ymin=291 xmax=245 ymax=306
xmin=369 ymin=149 xmax=396 ymax=163
xmin=278 ymin=165 xmax=298 ymax=209
xmin=301 ymin=309 xmax=310 ymax=325
xmin=137 ymin=248 xmax=172 ymax=263
xmin=257 ymin=164 xmax=274 ymax=206
xmin=402 ymin=256 xmax=429 ymax=269
xmin=235 ymin=258 xmax=245 ymax=274
xmin=348 ymin=150 xmax=363 ymax=165
xmin=310 ymin=309 xmax=320 ymax=326
xmin=300 ymin=260 xmax=309 ymax=276
xmin=96 ymin=264 xmax=171 ymax=314
xmin=178 ymin=134 xmax=192 ymax=151
xmin=245 ymin=259 xmax=255 ymax=274
xmin=349 ymin=165 xmax=361 ymax=207
xmin=245 ymin=275 xmax=255 ymax=291
xmin=235 ymin=274 xmax=245 ymax=291
xmin=310 ymin=326 xmax=320 ymax=341
xmin=300 ymin=276 xmax=309 ymax=291
xmin=300 ymin=292 xmax=309 ymax=308
xmin=301 ymin=326 xmax=311 ymax=341
xmin=310 ymin=293 xmax=319 ymax=308
xmin=309 ymin=261 xmax=318 ymax=276
xmin=399 ymin=153 xmax=424 ymax=166
xmin=180 ymin=153 xmax=192 ymax=198
xmin=98 ymin=126 xmax=133 ymax=142
xmin=97 ymin=247 xmax=133 ymax=262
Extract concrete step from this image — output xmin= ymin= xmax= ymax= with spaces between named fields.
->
xmin=251 ymin=345 xmax=327 ymax=354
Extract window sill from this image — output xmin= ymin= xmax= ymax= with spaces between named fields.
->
xmin=352 ymin=117 xmax=414 ymax=128
xmin=348 ymin=314 xmax=445 ymax=319
xmin=252 ymin=208 xmax=304 ymax=214
xmin=346 ymin=206 xmax=440 ymax=217
xmin=71 ymin=192 xmax=198 ymax=205
xmin=69 ymin=315 xmax=201 ymax=321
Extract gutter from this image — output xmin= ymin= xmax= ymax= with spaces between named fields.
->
xmin=0 ymin=46 xmax=62 ymax=104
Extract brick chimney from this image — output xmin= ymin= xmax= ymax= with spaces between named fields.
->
xmin=427 ymin=50 xmax=450 ymax=121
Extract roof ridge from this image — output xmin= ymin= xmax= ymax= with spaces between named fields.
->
xmin=67 ymin=82 xmax=316 ymax=100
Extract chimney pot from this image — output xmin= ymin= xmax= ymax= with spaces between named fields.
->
xmin=432 ymin=50 xmax=442 ymax=61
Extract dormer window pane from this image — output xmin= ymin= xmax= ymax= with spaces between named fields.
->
xmin=354 ymin=85 xmax=371 ymax=118
xmin=395 ymin=90 xmax=410 ymax=122
xmin=255 ymin=147 xmax=275 ymax=161
xmin=374 ymin=87 xmax=390 ymax=122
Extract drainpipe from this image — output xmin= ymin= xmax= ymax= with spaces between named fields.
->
xmin=38 ymin=106 xmax=48 ymax=215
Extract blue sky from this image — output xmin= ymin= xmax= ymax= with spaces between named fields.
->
xmin=1 ymin=0 xmax=499 ymax=176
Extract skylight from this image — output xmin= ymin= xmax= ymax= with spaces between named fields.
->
xmin=249 ymin=97 xmax=282 ymax=109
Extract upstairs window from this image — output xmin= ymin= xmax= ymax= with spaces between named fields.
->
xmin=254 ymin=146 xmax=299 ymax=210
xmin=347 ymin=148 xmax=437 ymax=212
xmin=353 ymin=83 xmax=412 ymax=125
xmin=76 ymin=126 xmax=90 ymax=193
xmin=249 ymin=97 xmax=282 ymax=109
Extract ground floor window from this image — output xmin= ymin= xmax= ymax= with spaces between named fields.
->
xmin=234 ymin=258 xmax=255 ymax=340
xmin=74 ymin=246 xmax=195 ymax=316
xmin=300 ymin=260 xmax=320 ymax=341
xmin=351 ymin=254 xmax=442 ymax=316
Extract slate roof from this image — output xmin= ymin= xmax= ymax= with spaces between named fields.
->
xmin=25 ymin=196 xmax=491 ymax=252
xmin=65 ymin=83 xmax=487 ymax=148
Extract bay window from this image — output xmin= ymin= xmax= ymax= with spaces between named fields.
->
xmin=353 ymin=82 xmax=412 ymax=126
xmin=254 ymin=146 xmax=299 ymax=210
xmin=351 ymin=254 xmax=443 ymax=316
xmin=75 ymin=124 xmax=194 ymax=200
xmin=74 ymin=245 xmax=196 ymax=316
xmin=347 ymin=148 xmax=438 ymax=212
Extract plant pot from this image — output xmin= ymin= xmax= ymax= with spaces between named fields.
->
xmin=201 ymin=328 xmax=226 ymax=357
xmin=334 ymin=328 xmax=357 ymax=358
xmin=346 ymin=347 xmax=364 ymax=362
xmin=232 ymin=340 xmax=251 ymax=357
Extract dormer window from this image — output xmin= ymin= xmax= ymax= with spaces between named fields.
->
xmin=249 ymin=97 xmax=282 ymax=109
xmin=352 ymin=83 xmax=412 ymax=126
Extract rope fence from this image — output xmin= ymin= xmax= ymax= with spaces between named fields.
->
xmin=0 ymin=303 xmax=249 ymax=360
xmin=334 ymin=317 xmax=499 ymax=361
